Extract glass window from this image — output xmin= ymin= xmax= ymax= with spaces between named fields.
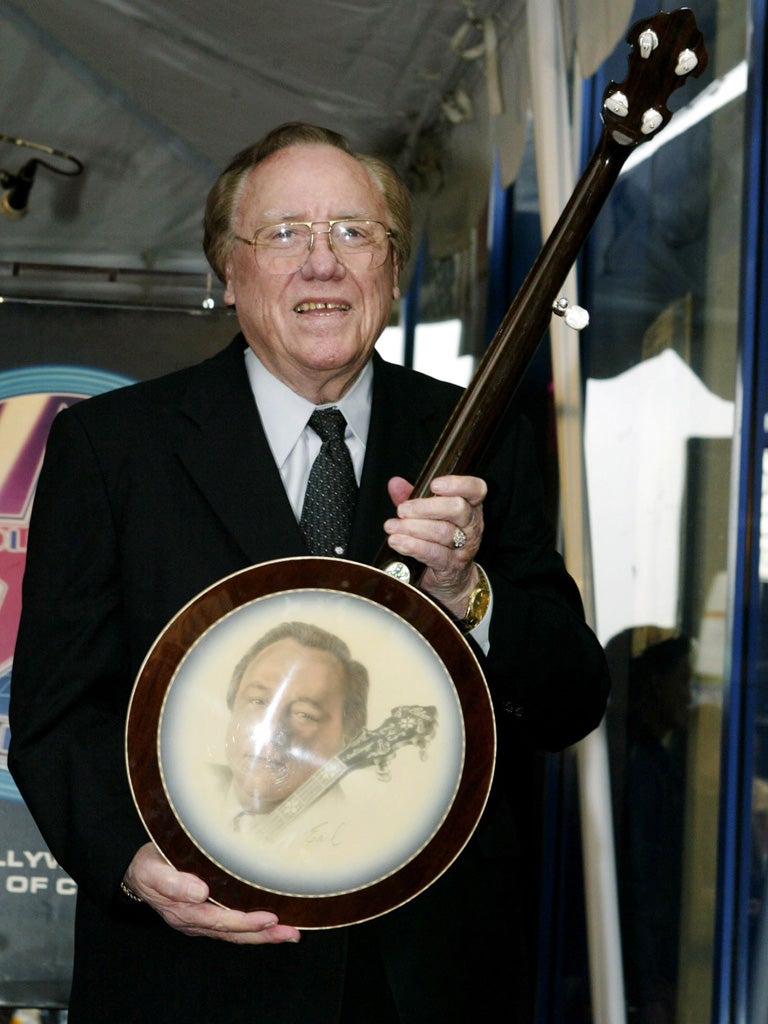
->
xmin=580 ymin=1 xmax=747 ymax=1021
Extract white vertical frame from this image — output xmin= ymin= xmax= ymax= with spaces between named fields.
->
xmin=525 ymin=2 xmax=626 ymax=1021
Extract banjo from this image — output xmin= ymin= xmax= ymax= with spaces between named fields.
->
xmin=126 ymin=8 xmax=707 ymax=928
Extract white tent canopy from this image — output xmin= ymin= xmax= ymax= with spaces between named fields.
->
xmin=0 ymin=0 xmax=632 ymax=275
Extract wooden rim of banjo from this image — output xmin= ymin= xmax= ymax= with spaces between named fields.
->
xmin=126 ymin=557 xmax=495 ymax=928
xmin=125 ymin=9 xmax=707 ymax=929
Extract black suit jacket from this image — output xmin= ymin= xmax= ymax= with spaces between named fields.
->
xmin=10 ymin=336 xmax=608 ymax=1023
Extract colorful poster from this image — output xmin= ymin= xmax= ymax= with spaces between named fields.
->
xmin=0 ymin=366 xmax=132 ymax=1006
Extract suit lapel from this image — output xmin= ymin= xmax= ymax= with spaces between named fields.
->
xmin=171 ymin=342 xmax=460 ymax=571
xmin=173 ymin=337 xmax=307 ymax=565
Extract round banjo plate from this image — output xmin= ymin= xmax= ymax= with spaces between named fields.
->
xmin=126 ymin=557 xmax=495 ymax=928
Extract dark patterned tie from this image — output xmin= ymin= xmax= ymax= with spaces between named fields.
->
xmin=300 ymin=408 xmax=357 ymax=556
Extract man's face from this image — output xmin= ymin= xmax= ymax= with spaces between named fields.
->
xmin=225 ymin=638 xmax=347 ymax=813
xmin=224 ymin=143 xmax=399 ymax=400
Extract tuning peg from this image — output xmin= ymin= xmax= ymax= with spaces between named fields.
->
xmin=676 ymin=49 xmax=699 ymax=75
xmin=553 ymin=298 xmax=590 ymax=331
xmin=641 ymin=108 xmax=664 ymax=135
xmin=383 ymin=559 xmax=412 ymax=584
xmin=638 ymin=28 xmax=659 ymax=58
xmin=604 ymin=90 xmax=629 ymax=118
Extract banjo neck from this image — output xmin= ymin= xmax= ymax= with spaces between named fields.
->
xmin=374 ymin=8 xmax=707 ymax=576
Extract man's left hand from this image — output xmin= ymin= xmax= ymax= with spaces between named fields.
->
xmin=384 ymin=474 xmax=486 ymax=619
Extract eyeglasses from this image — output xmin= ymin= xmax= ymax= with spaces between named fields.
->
xmin=233 ymin=219 xmax=393 ymax=274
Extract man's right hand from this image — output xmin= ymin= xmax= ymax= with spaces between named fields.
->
xmin=123 ymin=842 xmax=301 ymax=944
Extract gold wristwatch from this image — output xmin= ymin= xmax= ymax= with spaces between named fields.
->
xmin=460 ymin=564 xmax=491 ymax=631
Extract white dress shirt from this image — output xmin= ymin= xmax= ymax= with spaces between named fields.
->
xmin=244 ymin=346 xmax=371 ymax=518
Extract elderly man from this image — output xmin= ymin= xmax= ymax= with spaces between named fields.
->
xmin=9 ymin=123 xmax=609 ymax=1022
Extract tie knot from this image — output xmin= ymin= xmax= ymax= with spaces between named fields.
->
xmin=308 ymin=407 xmax=347 ymax=443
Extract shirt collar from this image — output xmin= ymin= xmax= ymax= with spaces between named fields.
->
xmin=244 ymin=347 xmax=373 ymax=468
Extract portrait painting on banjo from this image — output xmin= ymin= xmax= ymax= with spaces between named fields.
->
xmin=157 ymin=587 xmax=465 ymax=896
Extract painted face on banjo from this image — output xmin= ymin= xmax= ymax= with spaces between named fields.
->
xmin=225 ymin=637 xmax=352 ymax=813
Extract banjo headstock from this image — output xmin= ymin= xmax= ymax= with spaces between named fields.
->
xmin=339 ymin=704 xmax=438 ymax=772
xmin=602 ymin=8 xmax=708 ymax=149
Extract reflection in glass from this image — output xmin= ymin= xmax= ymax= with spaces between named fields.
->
xmin=620 ymin=634 xmax=692 ymax=1021
xmin=574 ymin=0 xmax=747 ymax=1019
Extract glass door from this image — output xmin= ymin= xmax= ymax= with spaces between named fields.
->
xmin=579 ymin=1 xmax=748 ymax=1021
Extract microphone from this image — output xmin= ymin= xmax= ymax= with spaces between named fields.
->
xmin=1 ymin=159 xmax=38 ymax=218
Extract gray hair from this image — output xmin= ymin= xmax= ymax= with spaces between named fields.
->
xmin=203 ymin=121 xmax=412 ymax=282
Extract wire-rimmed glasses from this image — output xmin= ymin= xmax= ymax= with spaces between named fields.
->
xmin=233 ymin=219 xmax=393 ymax=274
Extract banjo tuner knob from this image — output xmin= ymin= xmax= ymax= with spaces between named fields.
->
xmin=553 ymin=297 xmax=590 ymax=331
